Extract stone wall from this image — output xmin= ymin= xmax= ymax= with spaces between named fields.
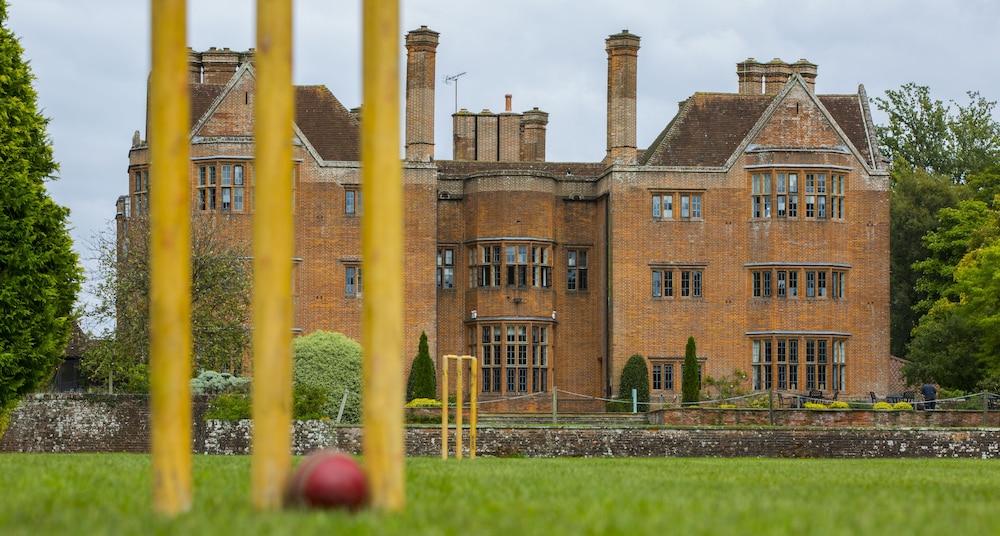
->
xmin=647 ymin=408 xmax=1000 ymax=428
xmin=0 ymin=393 xmax=209 ymax=453
xmin=200 ymin=422 xmax=1000 ymax=459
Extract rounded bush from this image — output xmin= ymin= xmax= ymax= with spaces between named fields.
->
xmin=892 ymin=401 xmax=914 ymax=411
xmin=191 ymin=370 xmax=250 ymax=395
xmin=612 ymin=354 xmax=649 ymax=412
xmin=873 ymin=401 xmax=894 ymax=410
xmin=804 ymin=402 xmax=829 ymax=410
xmin=829 ymin=401 xmax=850 ymax=409
xmin=293 ymin=331 xmax=362 ymax=423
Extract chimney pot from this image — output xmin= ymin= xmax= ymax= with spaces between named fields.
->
xmin=505 ymin=94 xmax=512 ymax=112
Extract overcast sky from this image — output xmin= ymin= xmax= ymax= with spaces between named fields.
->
xmin=7 ymin=0 xmax=1000 ymax=310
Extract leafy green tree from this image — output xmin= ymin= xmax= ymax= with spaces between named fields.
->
xmin=682 ymin=337 xmax=700 ymax=404
xmin=82 ymin=217 xmax=252 ymax=391
xmin=405 ymin=331 xmax=436 ymax=401
xmin=954 ymin=241 xmax=1000 ymax=376
xmin=875 ymin=84 xmax=1000 ymax=181
xmin=615 ymin=354 xmax=649 ymax=411
xmin=912 ymin=199 xmax=996 ymax=317
xmin=965 ymin=166 xmax=1000 ymax=205
xmin=904 ymin=301 xmax=984 ymax=390
xmin=293 ymin=330 xmax=362 ymax=423
xmin=0 ymin=2 xmax=82 ymax=408
xmin=889 ymin=165 xmax=961 ymax=357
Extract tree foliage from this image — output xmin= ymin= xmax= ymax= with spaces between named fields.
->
xmin=405 ymin=331 xmax=436 ymax=402
xmin=292 ymin=330 xmax=362 ymax=423
xmin=682 ymin=337 xmax=700 ymax=404
xmin=875 ymin=83 xmax=1000 ymax=181
xmin=81 ymin=217 xmax=252 ymax=391
xmin=905 ymin=197 xmax=1000 ymax=390
xmin=888 ymin=165 xmax=961 ymax=357
xmin=0 ymin=3 xmax=82 ymax=408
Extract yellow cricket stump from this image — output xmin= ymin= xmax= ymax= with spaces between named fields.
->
xmin=149 ymin=0 xmax=192 ymax=516
xmin=441 ymin=355 xmax=479 ymax=459
xmin=251 ymin=0 xmax=294 ymax=511
xmin=361 ymin=0 xmax=405 ymax=512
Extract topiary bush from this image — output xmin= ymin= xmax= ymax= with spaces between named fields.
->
xmin=406 ymin=332 xmax=436 ymax=402
xmin=611 ymin=354 xmax=649 ymax=412
xmin=293 ymin=331 xmax=362 ymax=423
xmin=829 ymin=401 xmax=850 ymax=409
xmin=804 ymin=402 xmax=829 ymax=410
xmin=682 ymin=337 xmax=700 ymax=404
xmin=873 ymin=401 xmax=894 ymax=411
xmin=892 ymin=401 xmax=914 ymax=411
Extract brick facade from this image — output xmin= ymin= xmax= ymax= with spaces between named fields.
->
xmin=118 ymin=28 xmax=892 ymax=411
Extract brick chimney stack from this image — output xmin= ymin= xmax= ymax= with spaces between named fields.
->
xmin=737 ymin=58 xmax=764 ymax=95
xmin=790 ymin=59 xmax=818 ymax=93
xmin=405 ymin=25 xmax=440 ymax=162
xmin=201 ymin=47 xmax=242 ymax=84
xmin=520 ymin=107 xmax=548 ymax=162
xmin=499 ymin=95 xmax=521 ymax=162
xmin=606 ymin=30 xmax=640 ymax=165
xmin=764 ymin=58 xmax=792 ymax=95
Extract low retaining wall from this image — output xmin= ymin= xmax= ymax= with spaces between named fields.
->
xmin=0 ymin=393 xmax=209 ymax=453
xmin=200 ymin=422 xmax=1000 ymax=459
xmin=648 ymin=408 xmax=1000 ymax=428
xmin=3 ymin=394 xmax=999 ymax=458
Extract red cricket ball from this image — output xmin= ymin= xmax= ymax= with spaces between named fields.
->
xmin=287 ymin=450 xmax=369 ymax=511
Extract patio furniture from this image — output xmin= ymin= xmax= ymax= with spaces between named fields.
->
xmin=869 ymin=391 xmax=878 ymax=404
xmin=988 ymin=395 xmax=1000 ymax=411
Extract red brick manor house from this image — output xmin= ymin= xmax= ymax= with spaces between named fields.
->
xmin=118 ymin=27 xmax=892 ymax=407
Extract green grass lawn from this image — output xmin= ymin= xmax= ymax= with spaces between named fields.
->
xmin=1 ymin=454 xmax=998 ymax=535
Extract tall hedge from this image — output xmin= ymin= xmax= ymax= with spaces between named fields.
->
xmin=0 ymin=1 xmax=82 ymax=410
xmin=616 ymin=354 xmax=650 ymax=411
xmin=682 ymin=336 xmax=700 ymax=404
xmin=292 ymin=331 xmax=362 ymax=423
xmin=406 ymin=331 xmax=436 ymax=401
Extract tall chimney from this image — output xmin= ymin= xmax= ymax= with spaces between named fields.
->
xmin=606 ymin=30 xmax=640 ymax=165
xmin=499 ymin=95 xmax=521 ymax=162
xmin=790 ymin=59 xmax=818 ymax=93
xmin=404 ymin=25 xmax=439 ymax=162
xmin=764 ymin=58 xmax=791 ymax=95
xmin=736 ymin=58 xmax=764 ymax=95
xmin=520 ymin=107 xmax=548 ymax=162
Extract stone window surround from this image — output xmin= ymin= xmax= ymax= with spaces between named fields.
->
xmin=747 ymin=331 xmax=850 ymax=393
xmin=746 ymin=165 xmax=849 ymax=222
xmin=465 ymin=318 xmax=556 ymax=396
xmin=649 ymin=188 xmax=706 ymax=222
xmin=648 ymin=262 xmax=708 ymax=300
xmin=746 ymin=262 xmax=849 ymax=301
xmin=647 ymin=355 xmax=707 ymax=393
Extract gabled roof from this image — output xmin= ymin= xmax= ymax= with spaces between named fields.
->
xmin=641 ymin=78 xmax=880 ymax=170
xmin=294 ymin=85 xmax=360 ymax=162
xmin=190 ymin=65 xmax=360 ymax=162
xmin=640 ymin=93 xmax=772 ymax=167
xmin=190 ymin=84 xmax=226 ymax=126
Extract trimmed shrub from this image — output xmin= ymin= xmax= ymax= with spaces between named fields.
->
xmin=682 ymin=337 xmax=700 ymax=404
xmin=293 ymin=331 xmax=362 ymax=423
xmin=205 ymin=393 xmax=251 ymax=420
xmin=611 ymin=354 xmax=649 ymax=413
xmin=892 ymin=401 xmax=914 ymax=411
xmin=405 ymin=398 xmax=442 ymax=408
xmin=829 ymin=401 xmax=850 ymax=409
xmin=718 ymin=403 xmax=737 ymax=409
xmin=406 ymin=332 xmax=436 ymax=402
xmin=190 ymin=370 xmax=250 ymax=395
xmin=873 ymin=401 xmax=894 ymax=411
xmin=804 ymin=402 xmax=828 ymax=410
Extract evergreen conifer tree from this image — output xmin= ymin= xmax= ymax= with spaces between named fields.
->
xmin=682 ymin=337 xmax=700 ymax=404
xmin=0 ymin=1 xmax=82 ymax=409
xmin=406 ymin=331 xmax=436 ymax=401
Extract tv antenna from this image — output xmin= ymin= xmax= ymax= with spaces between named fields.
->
xmin=444 ymin=72 xmax=467 ymax=113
